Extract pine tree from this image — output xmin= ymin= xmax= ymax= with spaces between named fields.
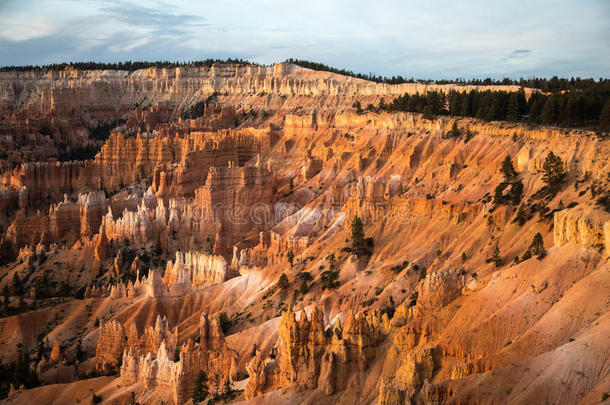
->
xmin=507 ymin=93 xmax=520 ymax=121
xmin=529 ymin=233 xmax=545 ymax=259
xmin=192 ymin=370 xmax=208 ymax=403
xmin=515 ymin=204 xmax=527 ymax=225
xmin=12 ymin=273 xmax=24 ymax=296
xmin=287 ymin=250 xmax=294 ymax=267
xmin=487 ymin=245 xmax=502 ymax=267
xmin=2 ymin=284 xmax=9 ymax=311
xmin=222 ymin=378 xmax=232 ymax=396
xmin=540 ymin=96 xmax=558 ymax=124
xmin=600 ymin=99 xmax=610 ymax=131
xmin=542 ymin=152 xmax=565 ymax=193
xmin=128 ymin=392 xmax=139 ymax=405
xmin=447 ymin=121 xmax=460 ymax=137
xmin=351 ymin=216 xmax=365 ymax=256
xmin=500 ymin=155 xmax=517 ymax=182
xmin=13 ymin=349 xmax=38 ymax=388
xmin=328 ymin=253 xmax=336 ymax=270
xmin=278 ymin=273 xmax=289 ymax=290
xmin=154 ymin=235 xmax=162 ymax=256
xmin=419 ymin=267 xmax=427 ymax=280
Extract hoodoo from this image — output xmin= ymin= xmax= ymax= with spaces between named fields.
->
xmin=0 ymin=10 xmax=608 ymax=403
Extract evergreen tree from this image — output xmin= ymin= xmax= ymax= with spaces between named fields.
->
xmin=351 ymin=216 xmax=365 ymax=256
xmin=492 ymin=245 xmax=502 ymax=267
xmin=328 ymin=253 xmax=336 ymax=270
xmin=600 ymin=99 xmax=610 ymax=131
xmin=321 ymin=257 xmax=340 ymax=290
xmin=447 ymin=121 xmax=460 ymax=137
xmin=501 ymin=155 xmax=517 ymax=182
xmin=192 ymin=370 xmax=209 ymax=403
xmin=529 ymin=233 xmax=545 ymax=259
xmin=419 ymin=267 xmax=427 ymax=280
xmin=154 ymin=235 xmax=162 ymax=256
xmin=515 ymin=204 xmax=527 ymax=225
xmin=287 ymin=250 xmax=294 ymax=267
xmin=128 ymin=392 xmax=139 ymax=405
xmin=299 ymin=280 xmax=309 ymax=295
xmin=507 ymin=93 xmax=520 ymax=121
xmin=542 ymin=152 xmax=565 ymax=193
xmin=540 ymin=96 xmax=559 ymax=124
xmin=218 ymin=312 xmax=232 ymax=334
xmin=2 ymin=285 xmax=9 ymax=311
xmin=12 ymin=273 xmax=24 ymax=296
xmin=13 ymin=349 xmax=38 ymax=388
xmin=516 ymin=88 xmax=528 ymax=116
xmin=222 ymin=378 xmax=232 ymax=396
xmin=278 ymin=273 xmax=289 ymax=290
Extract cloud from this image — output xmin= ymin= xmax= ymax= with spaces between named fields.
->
xmin=0 ymin=0 xmax=608 ymax=78
xmin=500 ymin=49 xmax=533 ymax=62
xmin=99 ymin=0 xmax=208 ymax=36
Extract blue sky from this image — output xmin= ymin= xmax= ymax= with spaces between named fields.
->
xmin=0 ymin=0 xmax=608 ymax=79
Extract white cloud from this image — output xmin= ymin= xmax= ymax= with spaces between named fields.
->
xmin=0 ymin=0 xmax=608 ymax=78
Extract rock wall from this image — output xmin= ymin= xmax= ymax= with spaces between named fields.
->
xmin=163 ymin=250 xmax=228 ymax=290
xmin=554 ymin=207 xmax=610 ymax=252
xmin=6 ymin=190 xmax=106 ymax=248
xmin=236 ymin=231 xmax=309 ymax=271
xmin=119 ymin=312 xmax=237 ymax=404
xmin=416 ymin=269 xmax=466 ymax=309
xmin=0 ymin=161 xmax=100 ymax=210
xmin=245 ymin=307 xmax=388 ymax=399
xmin=96 ymin=315 xmax=177 ymax=373
xmin=94 ymin=320 xmax=126 ymax=373
xmin=0 ymin=63 xmax=534 ymax=121
xmin=194 ymin=164 xmax=273 ymax=254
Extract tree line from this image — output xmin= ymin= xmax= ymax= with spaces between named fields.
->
xmin=372 ymin=82 xmax=610 ymax=129
xmin=285 ymin=58 xmax=417 ymax=84
xmin=285 ymin=58 xmax=609 ymax=91
xmin=2 ymin=56 xmax=606 ymax=97
xmin=0 ymin=58 xmax=256 ymax=72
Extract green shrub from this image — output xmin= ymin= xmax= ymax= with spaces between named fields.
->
xmin=278 ymin=273 xmax=289 ymax=290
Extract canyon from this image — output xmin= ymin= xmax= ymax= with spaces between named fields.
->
xmin=0 ymin=62 xmax=608 ymax=405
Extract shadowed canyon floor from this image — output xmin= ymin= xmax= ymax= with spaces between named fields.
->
xmin=0 ymin=63 xmax=608 ymax=405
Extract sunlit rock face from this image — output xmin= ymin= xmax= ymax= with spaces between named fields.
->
xmin=0 ymin=63 xmax=608 ymax=405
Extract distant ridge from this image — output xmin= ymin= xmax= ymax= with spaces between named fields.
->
xmin=1 ymin=58 xmax=607 ymax=92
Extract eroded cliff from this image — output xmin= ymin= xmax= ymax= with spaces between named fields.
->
xmin=0 ymin=63 xmax=608 ymax=405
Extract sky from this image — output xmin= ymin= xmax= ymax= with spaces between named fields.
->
xmin=0 ymin=0 xmax=608 ymax=80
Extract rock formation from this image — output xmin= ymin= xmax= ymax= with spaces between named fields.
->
xmin=49 ymin=340 xmax=62 ymax=364
xmin=554 ymin=206 xmax=610 ymax=252
xmin=0 ymin=63 xmax=608 ymax=405
xmin=245 ymin=307 xmax=388 ymax=399
xmin=5 ymin=190 xmax=106 ymax=248
xmin=95 ymin=320 xmax=126 ymax=373
xmin=120 ymin=312 xmax=237 ymax=404
xmin=163 ymin=250 xmax=228 ymax=289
